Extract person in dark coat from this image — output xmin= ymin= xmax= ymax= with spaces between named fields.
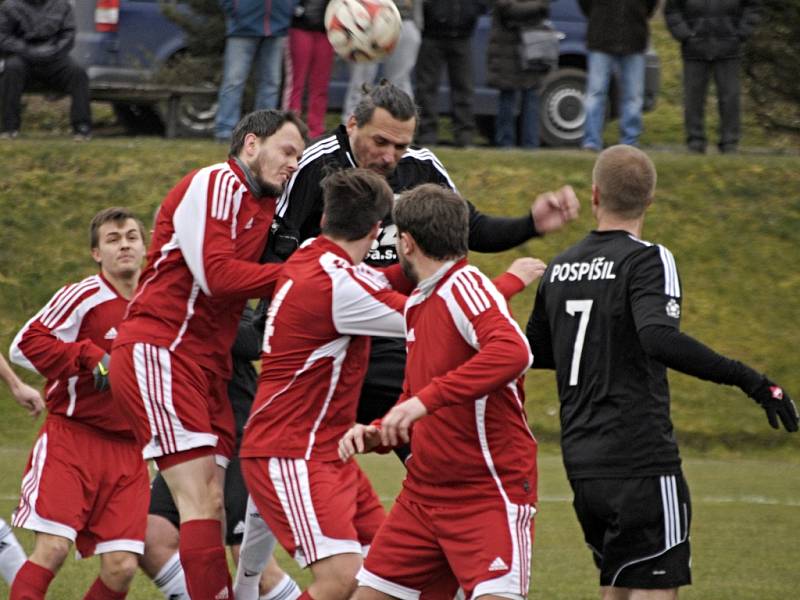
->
xmin=578 ymin=0 xmax=658 ymax=151
xmin=487 ymin=0 xmax=550 ymax=148
xmin=415 ymin=0 xmax=485 ymax=147
xmin=0 ymin=0 xmax=91 ymax=139
xmin=665 ymin=0 xmax=760 ymax=154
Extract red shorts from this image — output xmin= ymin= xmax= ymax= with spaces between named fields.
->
xmin=109 ymin=343 xmax=235 ymax=467
xmin=12 ymin=416 xmax=148 ymax=557
xmin=358 ymin=492 xmax=536 ymax=600
xmin=242 ymin=457 xmax=386 ymax=568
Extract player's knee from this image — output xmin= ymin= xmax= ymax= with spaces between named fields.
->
xmin=101 ymin=552 xmax=139 ymax=587
xmin=30 ymin=533 xmax=70 ymax=571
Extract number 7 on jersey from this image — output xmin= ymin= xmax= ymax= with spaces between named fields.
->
xmin=565 ymin=299 xmax=593 ymax=386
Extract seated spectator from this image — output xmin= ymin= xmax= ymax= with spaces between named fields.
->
xmin=0 ymin=0 xmax=91 ymax=140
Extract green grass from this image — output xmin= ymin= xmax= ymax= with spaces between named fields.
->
xmin=2 ymin=32 xmax=800 ymax=594
xmin=1 ymin=451 xmax=798 ymax=598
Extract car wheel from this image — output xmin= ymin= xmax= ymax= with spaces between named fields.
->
xmin=539 ymin=68 xmax=587 ymax=147
xmin=159 ymin=89 xmax=218 ymax=138
xmin=112 ymin=103 xmax=165 ymax=135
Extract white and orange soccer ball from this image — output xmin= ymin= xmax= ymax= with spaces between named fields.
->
xmin=324 ymin=0 xmax=402 ymax=63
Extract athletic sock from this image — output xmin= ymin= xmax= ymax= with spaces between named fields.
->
xmin=9 ymin=560 xmax=54 ymax=600
xmin=83 ymin=576 xmax=127 ymax=600
xmin=234 ymin=499 xmax=278 ymax=600
xmin=260 ymin=574 xmax=302 ymax=600
xmin=179 ymin=519 xmax=232 ymax=600
xmin=152 ymin=552 xmax=189 ymax=599
xmin=0 ymin=519 xmax=26 ymax=584
xmin=297 ymin=591 xmax=314 ymax=600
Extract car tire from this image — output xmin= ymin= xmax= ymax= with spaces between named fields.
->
xmin=112 ymin=103 xmax=165 ymax=136
xmin=158 ymin=88 xmax=218 ymax=138
xmin=539 ymin=68 xmax=587 ymax=148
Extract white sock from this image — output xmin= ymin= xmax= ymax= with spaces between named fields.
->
xmin=235 ymin=496 xmax=278 ymax=600
xmin=0 ymin=518 xmax=26 ymax=585
xmin=260 ymin=574 xmax=301 ymax=600
xmin=153 ymin=552 xmax=189 ymax=600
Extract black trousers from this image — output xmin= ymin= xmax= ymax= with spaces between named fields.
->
xmin=0 ymin=54 xmax=91 ymax=133
xmin=415 ymin=36 xmax=474 ymax=146
xmin=682 ymin=57 xmax=741 ymax=152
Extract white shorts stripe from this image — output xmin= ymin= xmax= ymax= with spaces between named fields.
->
xmin=14 ymin=432 xmax=48 ymax=527
xmin=357 ymin=567 xmax=421 ymax=600
xmin=272 ymin=458 xmax=316 ymax=564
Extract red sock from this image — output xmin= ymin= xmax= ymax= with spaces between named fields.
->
xmin=9 ymin=561 xmax=54 ymax=600
xmin=298 ymin=591 xmax=315 ymax=600
xmin=179 ymin=519 xmax=232 ymax=600
xmin=83 ymin=577 xmax=127 ymax=600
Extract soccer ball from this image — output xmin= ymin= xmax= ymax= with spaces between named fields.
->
xmin=324 ymin=0 xmax=402 ymax=63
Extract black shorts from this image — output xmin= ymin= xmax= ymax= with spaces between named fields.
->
xmin=570 ymin=473 xmax=692 ymax=589
xmin=149 ymin=456 xmax=249 ymax=546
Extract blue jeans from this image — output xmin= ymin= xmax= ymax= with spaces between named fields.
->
xmin=214 ymin=35 xmax=286 ymax=140
xmin=495 ymin=88 xmax=540 ymax=148
xmin=583 ymin=52 xmax=645 ymax=149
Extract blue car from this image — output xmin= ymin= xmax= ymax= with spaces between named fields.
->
xmin=72 ymin=0 xmax=659 ymax=145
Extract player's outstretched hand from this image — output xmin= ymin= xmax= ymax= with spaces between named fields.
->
xmin=506 ymin=257 xmax=547 ymax=287
xmin=530 ymin=185 xmax=580 ymax=234
xmin=93 ymin=354 xmax=111 ymax=392
xmin=380 ymin=397 xmax=428 ymax=447
xmin=339 ymin=424 xmax=382 ymax=462
xmin=749 ymin=378 xmax=799 ymax=432
xmin=11 ymin=380 xmax=45 ymax=418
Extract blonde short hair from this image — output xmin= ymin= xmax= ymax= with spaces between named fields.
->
xmin=592 ymin=145 xmax=657 ymax=219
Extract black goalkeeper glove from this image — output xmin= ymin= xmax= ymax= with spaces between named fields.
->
xmin=749 ymin=378 xmax=799 ymax=432
xmin=93 ymin=354 xmax=111 ymax=392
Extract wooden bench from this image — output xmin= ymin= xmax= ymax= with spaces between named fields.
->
xmin=88 ymin=81 xmax=218 ymax=138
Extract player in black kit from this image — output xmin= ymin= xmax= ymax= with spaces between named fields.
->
xmin=525 ymin=145 xmax=798 ymax=600
xmin=272 ymin=80 xmax=580 ymax=443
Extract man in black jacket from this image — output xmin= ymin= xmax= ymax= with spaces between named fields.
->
xmin=665 ymin=0 xmax=760 ymax=154
xmin=273 ymin=80 xmax=579 ymax=463
xmin=0 ymin=0 xmax=91 ymax=139
xmin=415 ymin=0 xmax=485 ymax=146
xmin=579 ymin=0 xmax=658 ymax=151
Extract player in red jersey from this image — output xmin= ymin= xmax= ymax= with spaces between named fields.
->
xmin=242 ymin=170 xmax=542 ymax=600
xmin=109 ymin=110 xmax=307 ymax=600
xmin=240 ymin=168 xmax=404 ymax=600
xmin=339 ymin=184 xmax=544 ymax=600
xmin=8 ymin=207 xmax=148 ymax=600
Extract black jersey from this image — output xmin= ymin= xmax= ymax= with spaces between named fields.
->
xmin=527 ymin=230 xmax=684 ymax=479
xmin=276 ymin=125 xmax=540 ymax=391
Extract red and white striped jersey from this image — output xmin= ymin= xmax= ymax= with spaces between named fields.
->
xmin=399 ymin=259 xmax=538 ymax=506
xmin=115 ymin=159 xmax=281 ymax=377
xmin=10 ymin=273 xmax=133 ymax=436
xmin=240 ymin=236 xmax=407 ymax=462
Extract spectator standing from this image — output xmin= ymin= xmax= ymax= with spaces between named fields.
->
xmin=578 ymin=0 xmax=658 ymax=151
xmin=0 ymin=0 xmax=91 ymax=140
xmin=665 ymin=0 xmax=760 ymax=154
xmin=215 ymin=0 xmax=296 ymax=142
xmin=487 ymin=0 xmax=550 ymax=148
xmin=282 ymin=0 xmax=335 ymax=139
xmin=341 ymin=0 xmax=423 ymax=123
xmin=415 ymin=0 xmax=485 ymax=147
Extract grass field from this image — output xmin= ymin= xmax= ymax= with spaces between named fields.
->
xmin=1 ymin=13 xmax=799 ymax=597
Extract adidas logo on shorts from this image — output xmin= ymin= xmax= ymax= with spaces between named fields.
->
xmin=489 ymin=556 xmax=508 ymax=571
